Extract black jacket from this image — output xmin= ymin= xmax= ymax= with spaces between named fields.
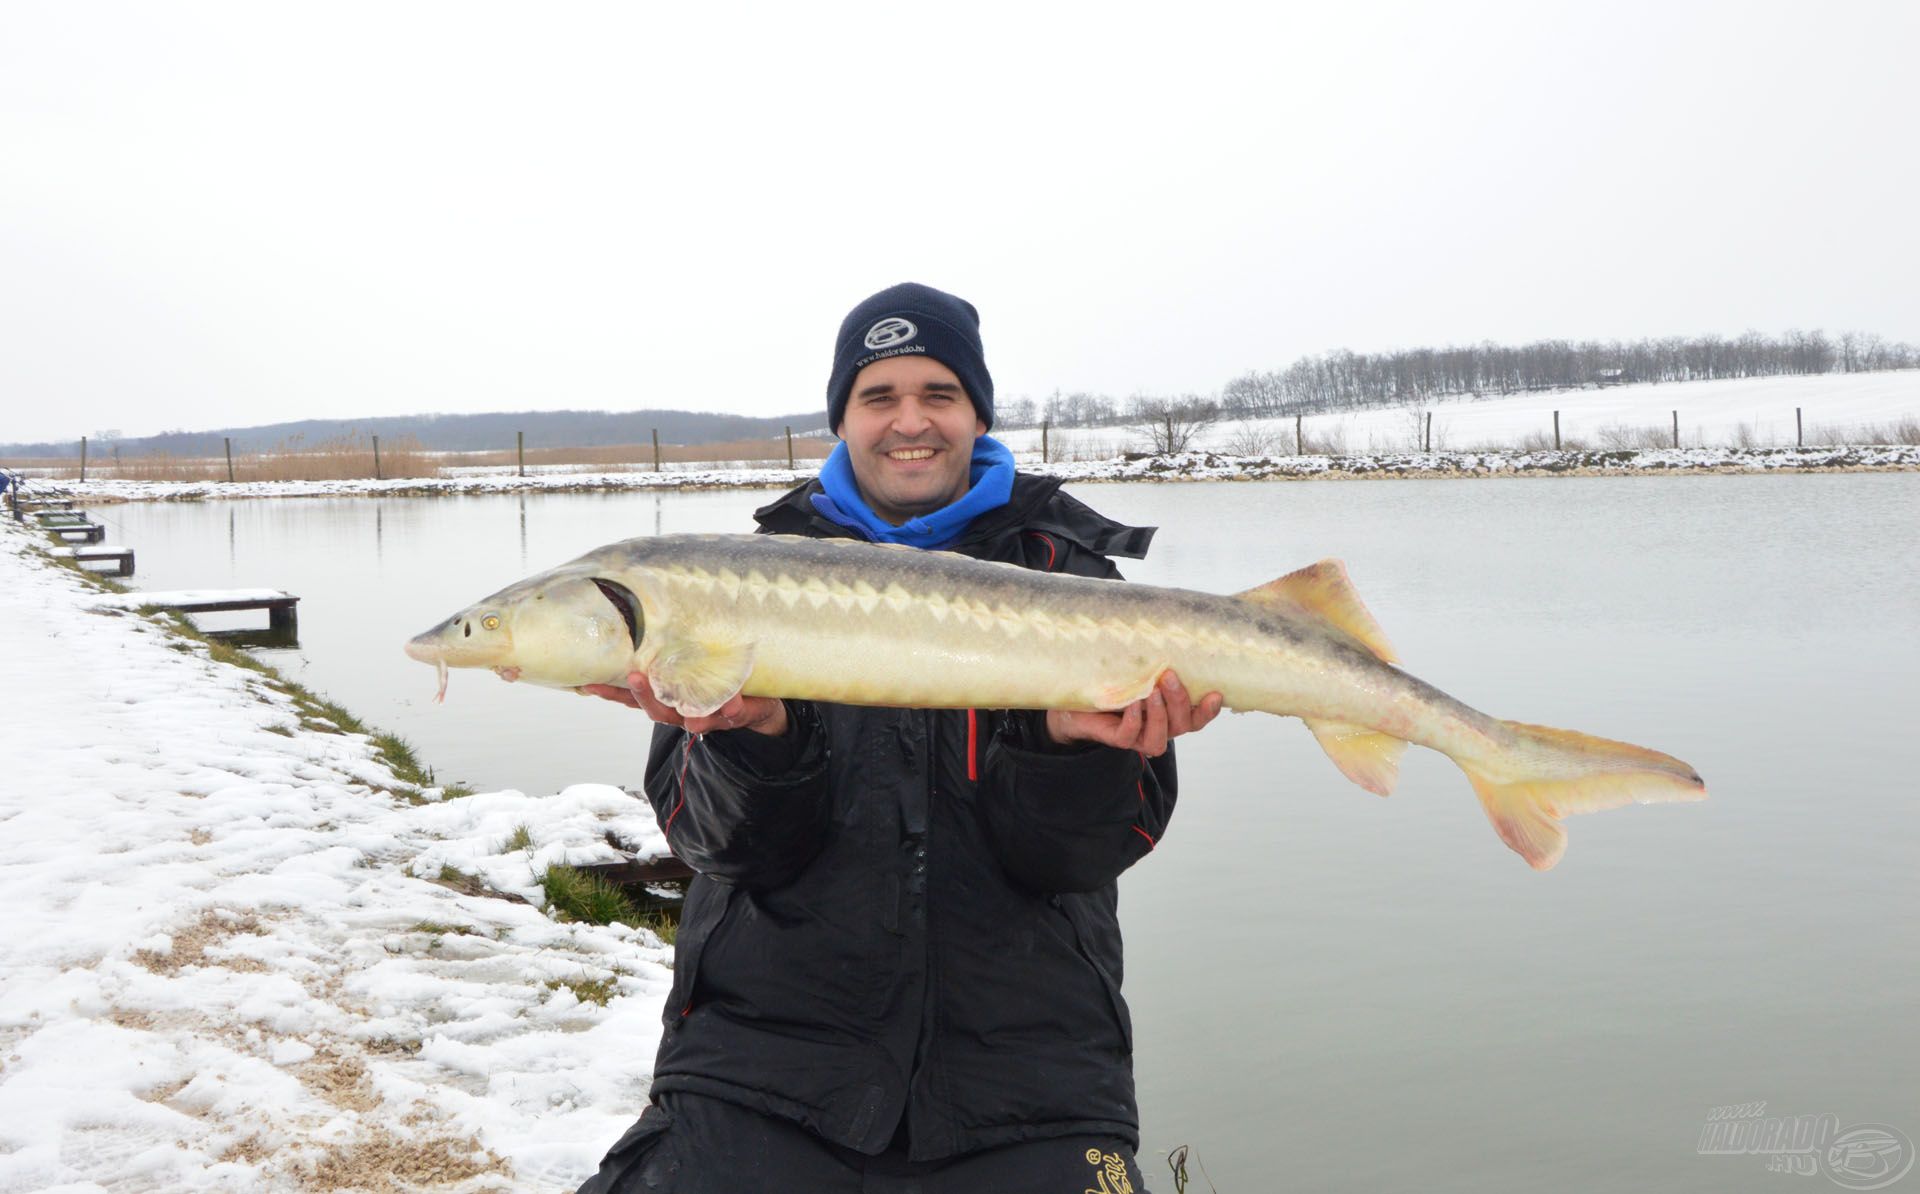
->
xmin=642 ymin=474 xmax=1176 ymax=1162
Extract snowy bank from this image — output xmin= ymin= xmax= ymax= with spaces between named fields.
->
xmin=0 ymin=519 xmax=674 ymax=1191
xmin=29 ymin=441 xmax=1918 ymax=505
xmin=26 ymin=447 xmax=1920 ymax=506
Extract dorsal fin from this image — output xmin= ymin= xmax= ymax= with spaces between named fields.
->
xmin=1236 ymin=559 xmax=1398 ymax=664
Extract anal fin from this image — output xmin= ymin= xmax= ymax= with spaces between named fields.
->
xmin=1304 ymin=718 xmax=1406 ymax=797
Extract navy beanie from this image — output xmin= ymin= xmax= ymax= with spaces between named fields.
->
xmin=826 ymin=282 xmax=994 ymax=433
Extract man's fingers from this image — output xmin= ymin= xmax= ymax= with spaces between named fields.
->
xmin=1193 ymin=691 xmax=1225 ymax=730
xmin=577 ymin=683 xmax=641 ymax=708
xmin=621 ymin=673 xmax=687 ymax=726
xmin=1139 ymin=687 xmax=1171 ymax=757
xmin=1159 ymin=673 xmax=1192 ymax=737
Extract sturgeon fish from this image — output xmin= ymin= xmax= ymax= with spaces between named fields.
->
xmin=404 ymin=533 xmax=1705 ymax=869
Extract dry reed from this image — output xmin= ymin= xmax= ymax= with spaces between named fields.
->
xmin=26 ymin=434 xmax=441 ymax=482
xmin=459 ymin=437 xmax=831 ymax=471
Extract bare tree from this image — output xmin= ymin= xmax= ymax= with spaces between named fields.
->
xmin=1222 ymin=420 xmax=1280 ymax=456
xmin=1130 ymin=394 xmax=1220 ymax=454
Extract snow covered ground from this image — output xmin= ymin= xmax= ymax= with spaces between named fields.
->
xmin=0 ymin=519 xmax=675 ymax=1192
xmin=997 ymin=370 xmax=1920 ymax=458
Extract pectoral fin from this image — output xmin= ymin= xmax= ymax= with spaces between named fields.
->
xmin=641 ymin=630 xmax=757 ymax=719
xmin=1304 ymin=718 xmax=1407 ymax=796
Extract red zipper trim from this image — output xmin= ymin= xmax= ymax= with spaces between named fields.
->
xmin=966 ymin=708 xmax=979 ymax=782
xmin=664 ymin=737 xmax=692 ymax=833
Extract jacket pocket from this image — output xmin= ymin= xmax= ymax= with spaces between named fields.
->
xmin=665 ymin=879 xmax=735 ymax=1027
xmin=1054 ymin=895 xmax=1134 ymax=1055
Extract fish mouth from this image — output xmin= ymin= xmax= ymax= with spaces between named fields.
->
xmin=592 ymin=579 xmax=643 ymax=648
xmin=403 ymin=633 xmax=452 ymax=702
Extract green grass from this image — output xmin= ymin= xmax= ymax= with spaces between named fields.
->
xmin=99 ymin=600 xmax=458 ymax=801
xmin=545 ymin=974 xmax=619 ymax=1006
xmin=636 ymin=908 xmax=678 ymax=947
xmin=503 ymin=823 xmax=535 ymax=853
xmin=409 ymin=919 xmax=482 ymax=937
xmin=539 ymin=865 xmax=639 ymax=926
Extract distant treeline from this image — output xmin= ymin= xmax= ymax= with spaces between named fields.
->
xmin=999 ymin=329 xmax=1920 ymax=427
xmin=0 ymin=407 xmax=831 ymax=460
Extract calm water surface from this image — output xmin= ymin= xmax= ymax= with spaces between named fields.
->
xmin=99 ymin=475 xmax=1920 ymax=1193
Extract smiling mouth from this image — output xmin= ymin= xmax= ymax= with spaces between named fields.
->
xmin=886 ymin=447 xmax=936 ymax=461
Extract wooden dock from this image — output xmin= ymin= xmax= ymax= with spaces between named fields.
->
xmin=49 ymin=522 xmax=108 ymax=544
xmin=576 ymin=854 xmax=694 ymax=887
xmin=49 ymin=544 xmax=136 ymax=577
xmin=88 ymin=588 xmax=300 ymax=638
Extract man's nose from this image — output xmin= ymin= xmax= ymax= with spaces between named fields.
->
xmin=891 ymin=396 xmax=932 ymax=434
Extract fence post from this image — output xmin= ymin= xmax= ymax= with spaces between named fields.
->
xmin=79 ymin=436 xmax=87 ymax=483
xmin=1553 ymin=410 xmax=1561 ymax=450
xmin=372 ymin=434 xmax=382 ymax=480
xmin=1295 ymin=414 xmax=1303 ymax=455
xmin=1796 ymin=407 xmax=1803 ymax=447
xmin=517 ymin=431 xmax=525 ymax=477
xmin=1042 ymin=419 xmax=1050 ymax=462
xmin=651 ymin=429 xmax=661 ymax=472
xmin=785 ymin=425 xmax=794 ymax=470
xmin=1424 ymin=411 xmax=1432 ymax=451
xmin=224 ymin=437 xmax=235 ymax=483
xmin=1672 ymin=410 xmax=1679 ymax=448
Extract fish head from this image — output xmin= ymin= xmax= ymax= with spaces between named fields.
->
xmin=404 ymin=571 xmax=642 ymax=700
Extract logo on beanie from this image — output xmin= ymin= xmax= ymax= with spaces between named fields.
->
xmin=863 ymin=317 xmax=918 ymax=350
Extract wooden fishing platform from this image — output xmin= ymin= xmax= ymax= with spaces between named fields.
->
xmin=89 ymin=588 xmax=300 ymax=639
xmin=19 ymin=498 xmax=78 ymax=511
xmin=577 ymin=798 xmax=695 ymax=898
xmin=49 ymin=522 xmax=108 ymax=544
xmin=36 ymin=510 xmax=90 ymax=526
xmin=49 ymin=544 xmax=136 ymax=576
xmin=576 ymin=854 xmax=694 ymax=887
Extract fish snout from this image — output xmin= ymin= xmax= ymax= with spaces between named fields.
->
xmin=404 ymin=631 xmax=445 ymax=663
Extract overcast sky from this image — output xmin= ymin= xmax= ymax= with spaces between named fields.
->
xmin=3 ymin=1 xmax=1915 ymax=443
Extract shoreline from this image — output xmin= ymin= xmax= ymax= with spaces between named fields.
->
xmin=21 ymin=444 xmax=1919 ymax=504
xmin=0 ymin=518 xmax=674 ymax=1189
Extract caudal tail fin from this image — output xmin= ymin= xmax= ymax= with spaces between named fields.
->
xmin=1458 ymin=722 xmax=1707 ymax=870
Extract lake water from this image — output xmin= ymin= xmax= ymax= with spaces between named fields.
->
xmin=97 ymin=474 xmax=1920 ymax=1193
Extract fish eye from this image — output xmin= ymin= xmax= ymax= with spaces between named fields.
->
xmin=482 ymin=615 xmax=501 ymax=631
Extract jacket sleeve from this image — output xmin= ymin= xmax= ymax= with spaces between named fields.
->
xmin=977 ymin=710 xmax=1178 ymax=894
xmin=642 ymin=700 xmax=831 ymax=890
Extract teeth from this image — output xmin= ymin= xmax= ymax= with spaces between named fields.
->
xmin=888 ymin=449 xmax=935 ymax=460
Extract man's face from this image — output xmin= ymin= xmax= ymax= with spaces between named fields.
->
xmin=839 ymin=354 xmax=986 ymax=525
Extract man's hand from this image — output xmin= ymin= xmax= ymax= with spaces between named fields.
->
xmin=579 ymin=672 xmax=790 ymax=737
xmin=1045 ymin=671 xmax=1223 ymax=757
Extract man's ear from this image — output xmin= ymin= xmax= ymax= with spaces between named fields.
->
xmin=975 ymin=419 xmax=987 ymax=436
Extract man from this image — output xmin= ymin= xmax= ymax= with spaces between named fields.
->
xmin=578 ymin=283 xmax=1221 ymax=1193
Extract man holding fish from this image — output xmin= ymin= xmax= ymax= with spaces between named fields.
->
xmin=574 ymin=283 xmax=1220 ymax=1192
xmin=403 ymin=284 xmax=1705 ymax=1188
